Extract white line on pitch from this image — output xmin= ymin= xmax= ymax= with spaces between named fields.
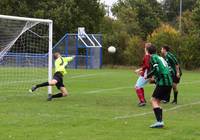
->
xmin=114 ymin=101 xmax=200 ymax=120
xmin=69 ymin=73 xmax=104 ymax=79
xmin=83 ymin=80 xmax=200 ymax=94
xmin=84 ymin=86 xmax=131 ymax=94
xmin=0 ymin=73 xmax=109 ymax=86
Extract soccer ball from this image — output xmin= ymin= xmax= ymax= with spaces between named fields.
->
xmin=108 ymin=46 xmax=116 ymax=53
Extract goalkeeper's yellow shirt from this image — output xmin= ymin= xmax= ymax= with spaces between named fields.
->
xmin=55 ymin=56 xmax=74 ymax=75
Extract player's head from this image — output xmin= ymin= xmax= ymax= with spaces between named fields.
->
xmin=161 ymin=45 xmax=170 ymax=55
xmin=146 ymin=44 xmax=156 ymax=55
xmin=145 ymin=42 xmax=152 ymax=48
xmin=144 ymin=42 xmax=152 ymax=54
xmin=53 ymin=52 xmax=61 ymax=59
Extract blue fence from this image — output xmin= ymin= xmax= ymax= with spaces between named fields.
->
xmin=53 ymin=33 xmax=102 ymax=69
xmin=1 ymin=52 xmax=48 ymax=67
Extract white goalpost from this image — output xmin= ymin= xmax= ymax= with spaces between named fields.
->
xmin=0 ymin=15 xmax=53 ymax=95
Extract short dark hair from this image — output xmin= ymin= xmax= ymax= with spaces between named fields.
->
xmin=162 ymin=45 xmax=170 ymax=52
xmin=146 ymin=44 xmax=156 ymax=54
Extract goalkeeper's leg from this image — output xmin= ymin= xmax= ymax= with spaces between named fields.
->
xmin=47 ymin=85 xmax=68 ymax=101
xmin=51 ymin=87 xmax=68 ymax=98
xmin=29 ymin=79 xmax=57 ymax=92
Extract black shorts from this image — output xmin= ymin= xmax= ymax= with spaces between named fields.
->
xmin=53 ymin=72 xmax=64 ymax=89
xmin=172 ymin=74 xmax=181 ymax=84
xmin=152 ymin=86 xmax=172 ymax=101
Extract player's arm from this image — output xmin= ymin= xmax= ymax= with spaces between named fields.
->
xmin=63 ymin=56 xmax=74 ymax=62
xmin=135 ymin=68 xmax=142 ymax=74
xmin=168 ymin=54 xmax=180 ymax=77
xmin=176 ymin=65 xmax=181 ymax=78
xmin=141 ymin=55 xmax=150 ymax=71
xmin=146 ymin=58 xmax=159 ymax=79
xmin=62 ymin=56 xmax=75 ymax=66
xmin=135 ymin=55 xmax=150 ymax=74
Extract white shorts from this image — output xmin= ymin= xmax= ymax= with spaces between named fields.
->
xmin=135 ymin=76 xmax=149 ymax=88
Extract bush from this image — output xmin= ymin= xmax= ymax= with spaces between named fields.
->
xmin=180 ymin=34 xmax=200 ymax=69
xmin=124 ymin=36 xmax=144 ymax=66
xmin=147 ymin=24 xmax=181 ymax=54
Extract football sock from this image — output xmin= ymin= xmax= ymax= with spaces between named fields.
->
xmin=140 ymin=88 xmax=146 ymax=102
xmin=174 ymin=91 xmax=178 ymax=101
xmin=52 ymin=93 xmax=63 ymax=98
xmin=136 ymin=88 xmax=145 ymax=103
xmin=36 ymin=82 xmax=49 ymax=88
xmin=159 ymin=108 xmax=163 ymax=122
xmin=153 ymin=107 xmax=162 ymax=122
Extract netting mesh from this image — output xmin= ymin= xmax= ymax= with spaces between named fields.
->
xmin=0 ymin=18 xmax=50 ymax=94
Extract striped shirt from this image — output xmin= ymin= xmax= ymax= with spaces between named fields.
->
xmin=165 ymin=52 xmax=182 ymax=76
xmin=147 ymin=54 xmax=172 ymax=86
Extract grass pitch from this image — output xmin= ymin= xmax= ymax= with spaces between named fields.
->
xmin=0 ymin=68 xmax=200 ymax=140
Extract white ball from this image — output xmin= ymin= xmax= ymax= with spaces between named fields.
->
xmin=108 ymin=46 xmax=116 ymax=53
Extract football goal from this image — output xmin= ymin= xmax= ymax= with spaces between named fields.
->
xmin=0 ymin=15 xmax=53 ymax=95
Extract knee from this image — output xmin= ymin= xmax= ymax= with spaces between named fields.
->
xmin=173 ymin=86 xmax=177 ymax=92
xmin=49 ymin=80 xmax=57 ymax=85
xmin=62 ymin=92 xmax=68 ymax=97
xmin=135 ymin=86 xmax=140 ymax=90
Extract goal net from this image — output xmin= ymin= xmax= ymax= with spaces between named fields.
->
xmin=0 ymin=15 xmax=53 ymax=95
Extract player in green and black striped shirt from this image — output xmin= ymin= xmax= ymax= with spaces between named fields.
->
xmin=146 ymin=45 xmax=172 ymax=128
xmin=161 ymin=45 xmax=182 ymax=104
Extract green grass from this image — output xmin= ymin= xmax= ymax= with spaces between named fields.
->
xmin=0 ymin=68 xmax=200 ymax=140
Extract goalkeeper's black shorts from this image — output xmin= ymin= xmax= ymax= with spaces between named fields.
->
xmin=53 ymin=72 xmax=64 ymax=89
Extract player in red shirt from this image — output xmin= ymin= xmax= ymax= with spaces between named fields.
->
xmin=134 ymin=43 xmax=151 ymax=107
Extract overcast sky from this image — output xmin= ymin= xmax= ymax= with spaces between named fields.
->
xmin=100 ymin=0 xmax=117 ymax=6
xmin=101 ymin=0 xmax=162 ymax=6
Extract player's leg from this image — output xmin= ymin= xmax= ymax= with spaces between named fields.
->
xmin=47 ymin=75 xmax=68 ymax=101
xmin=48 ymin=87 xmax=68 ymax=101
xmin=150 ymin=86 xmax=172 ymax=128
xmin=171 ymin=76 xmax=180 ymax=104
xmin=150 ymin=97 xmax=164 ymax=128
xmin=150 ymin=86 xmax=165 ymax=128
xmin=171 ymin=83 xmax=178 ymax=104
xmin=135 ymin=76 xmax=149 ymax=107
xmin=29 ymin=79 xmax=57 ymax=92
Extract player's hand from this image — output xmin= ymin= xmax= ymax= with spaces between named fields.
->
xmin=72 ymin=55 xmax=76 ymax=59
xmin=176 ymin=72 xmax=180 ymax=78
xmin=135 ymin=69 xmax=140 ymax=74
xmin=149 ymin=77 xmax=156 ymax=84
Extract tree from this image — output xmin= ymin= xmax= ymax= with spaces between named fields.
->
xmin=162 ymin=0 xmax=197 ymax=23
xmin=0 ymin=0 xmax=105 ymax=42
xmin=112 ymin=0 xmax=163 ymax=38
xmin=147 ymin=24 xmax=181 ymax=54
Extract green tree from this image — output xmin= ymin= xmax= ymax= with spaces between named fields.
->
xmin=192 ymin=0 xmax=200 ymax=34
xmin=112 ymin=0 xmax=163 ymax=38
xmin=0 ymin=0 xmax=105 ymax=42
xmin=163 ymin=0 xmax=197 ymax=23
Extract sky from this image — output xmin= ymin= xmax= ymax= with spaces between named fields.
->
xmin=100 ymin=0 xmax=118 ymax=6
xmin=101 ymin=0 xmax=163 ymax=18
xmin=101 ymin=0 xmax=163 ymax=6
xmin=100 ymin=0 xmax=117 ymax=6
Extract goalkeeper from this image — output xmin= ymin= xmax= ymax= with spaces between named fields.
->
xmin=29 ymin=52 xmax=74 ymax=101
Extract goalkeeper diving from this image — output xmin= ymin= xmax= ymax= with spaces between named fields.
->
xmin=29 ymin=52 xmax=75 ymax=101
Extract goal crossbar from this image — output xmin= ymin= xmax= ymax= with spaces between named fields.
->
xmin=0 ymin=14 xmax=52 ymax=23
